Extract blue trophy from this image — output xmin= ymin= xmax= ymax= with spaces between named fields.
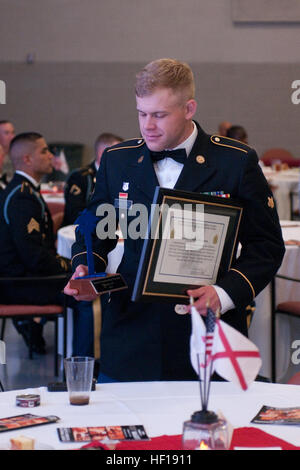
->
xmin=69 ymin=209 xmax=127 ymax=296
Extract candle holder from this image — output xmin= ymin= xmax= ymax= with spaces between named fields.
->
xmin=182 ymin=410 xmax=229 ymax=450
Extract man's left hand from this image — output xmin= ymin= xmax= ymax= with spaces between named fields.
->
xmin=186 ymin=285 xmax=221 ymax=315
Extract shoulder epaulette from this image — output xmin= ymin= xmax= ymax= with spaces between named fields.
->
xmin=81 ymin=166 xmax=95 ymax=177
xmin=106 ymin=138 xmax=145 ymax=152
xmin=210 ymin=135 xmax=250 ymax=154
xmin=67 ymin=165 xmax=90 ymax=179
xmin=4 ymin=182 xmax=44 ymax=224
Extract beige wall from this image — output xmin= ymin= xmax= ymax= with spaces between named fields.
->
xmin=1 ymin=0 xmax=299 ymax=63
xmin=0 ymin=1 xmax=299 ymax=164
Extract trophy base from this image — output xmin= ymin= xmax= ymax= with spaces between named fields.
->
xmin=70 ymin=273 xmax=127 ymax=296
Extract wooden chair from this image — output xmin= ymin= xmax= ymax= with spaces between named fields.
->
xmin=0 ymin=274 xmax=69 ymax=378
xmin=271 ymin=274 xmax=300 ymax=383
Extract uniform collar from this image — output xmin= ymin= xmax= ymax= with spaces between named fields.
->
xmin=172 ymin=121 xmax=198 ymax=157
xmin=15 ymin=171 xmax=40 ymax=190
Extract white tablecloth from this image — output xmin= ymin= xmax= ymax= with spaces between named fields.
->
xmin=42 ymin=194 xmax=65 ymax=205
xmin=262 ymin=167 xmax=300 ymax=220
xmin=0 ymin=381 xmax=299 ymax=450
xmin=57 ymin=225 xmax=124 ymax=274
xmin=249 ymin=220 xmax=300 ymax=381
xmin=41 ymin=183 xmax=65 ymax=205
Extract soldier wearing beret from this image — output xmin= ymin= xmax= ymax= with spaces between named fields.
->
xmin=62 ymin=132 xmax=123 ymax=226
xmin=0 ymin=132 xmax=71 ymax=353
xmin=65 ymin=58 xmax=285 ymax=382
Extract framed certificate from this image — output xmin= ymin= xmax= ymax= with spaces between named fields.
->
xmin=131 ymin=187 xmax=243 ymax=304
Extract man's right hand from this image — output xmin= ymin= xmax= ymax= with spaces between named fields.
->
xmin=63 ymin=264 xmax=99 ymax=302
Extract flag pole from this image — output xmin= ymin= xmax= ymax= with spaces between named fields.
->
xmin=203 ymin=300 xmax=210 ymax=411
xmin=204 ymin=307 xmax=218 ymax=411
xmin=190 ymin=296 xmax=204 ymax=410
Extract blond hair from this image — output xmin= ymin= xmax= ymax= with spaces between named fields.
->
xmin=135 ymin=58 xmax=195 ymax=101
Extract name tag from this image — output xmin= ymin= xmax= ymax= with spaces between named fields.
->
xmin=114 ymin=198 xmax=133 ymax=210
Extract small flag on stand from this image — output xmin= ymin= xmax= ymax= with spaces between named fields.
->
xmin=190 ymin=303 xmax=217 ymax=410
xmin=212 ymin=319 xmax=262 ymax=390
xmin=190 ymin=302 xmax=262 ymax=410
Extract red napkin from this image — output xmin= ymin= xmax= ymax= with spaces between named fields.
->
xmin=116 ymin=434 xmax=182 ymax=450
xmin=230 ymin=427 xmax=300 ymax=450
xmin=80 ymin=427 xmax=300 ymax=450
xmin=81 ymin=427 xmax=300 ymax=450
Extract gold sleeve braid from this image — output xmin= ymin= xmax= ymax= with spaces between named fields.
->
xmin=71 ymin=251 xmax=107 ymax=268
xmin=230 ymin=268 xmax=256 ymax=299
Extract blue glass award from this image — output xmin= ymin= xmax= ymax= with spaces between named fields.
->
xmin=69 ymin=209 xmax=127 ymax=296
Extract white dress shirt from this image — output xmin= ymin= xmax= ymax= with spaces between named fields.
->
xmin=15 ymin=170 xmax=40 ymax=189
xmin=152 ymin=123 xmax=235 ymax=314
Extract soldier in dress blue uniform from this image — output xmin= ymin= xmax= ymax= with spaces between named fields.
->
xmin=64 ymin=59 xmax=285 ymax=382
xmin=62 ymin=132 xmax=123 ymax=226
xmin=0 ymin=132 xmax=71 ymax=353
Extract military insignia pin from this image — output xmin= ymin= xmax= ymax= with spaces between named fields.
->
xmin=267 ymin=196 xmax=275 ymax=209
xmin=27 ymin=217 xmax=40 ymax=234
xmin=196 ymin=155 xmax=205 ymax=164
xmin=70 ymin=184 xmax=81 ymax=195
xmin=122 ymin=182 xmax=129 ymax=191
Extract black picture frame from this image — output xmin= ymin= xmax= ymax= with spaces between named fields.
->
xmin=131 ymin=187 xmax=243 ymax=304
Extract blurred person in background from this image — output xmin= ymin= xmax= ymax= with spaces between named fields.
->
xmin=226 ymin=125 xmax=248 ymax=144
xmin=63 ymin=132 xmax=123 ymax=226
xmin=0 ymin=120 xmax=15 ymax=180
xmin=218 ymin=120 xmax=232 ymax=137
xmin=0 ymin=144 xmax=8 ymax=190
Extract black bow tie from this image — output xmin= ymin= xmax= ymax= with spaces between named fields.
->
xmin=151 ymin=148 xmax=187 ymax=164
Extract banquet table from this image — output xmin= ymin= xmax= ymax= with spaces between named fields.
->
xmin=0 ymin=381 xmax=299 ymax=451
xmin=249 ymin=220 xmax=300 ymax=382
xmin=41 ymin=183 xmax=65 ymax=206
xmin=262 ymin=167 xmax=299 ymax=220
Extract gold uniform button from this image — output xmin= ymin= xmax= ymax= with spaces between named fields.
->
xmin=214 ymin=136 xmax=220 ymax=142
xmin=196 ymin=155 xmax=205 ymax=164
